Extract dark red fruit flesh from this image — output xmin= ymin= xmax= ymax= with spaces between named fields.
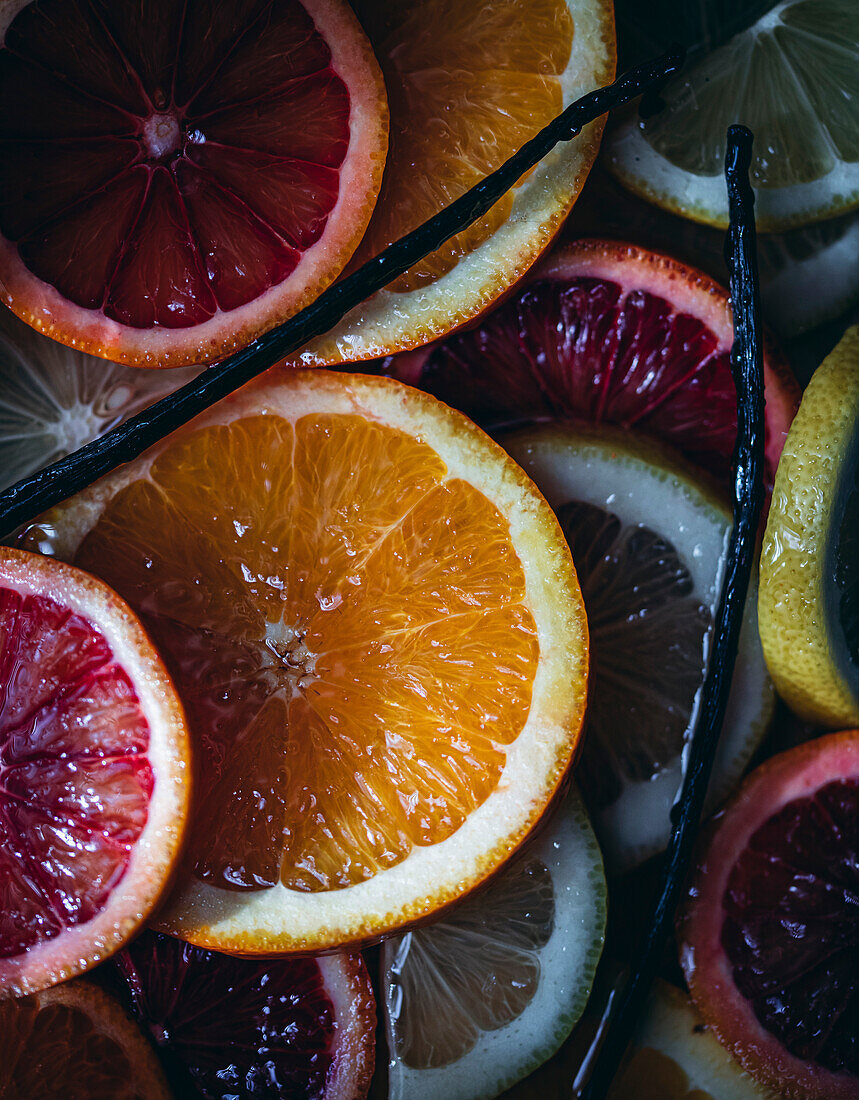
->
xmin=0 ymin=0 xmax=347 ymax=327
xmin=398 ymin=276 xmax=756 ymax=488
xmin=116 ymin=931 xmax=339 ymax=1099
xmin=721 ymin=777 xmax=859 ymax=1077
xmin=0 ymin=587 xmax=152 ymax=958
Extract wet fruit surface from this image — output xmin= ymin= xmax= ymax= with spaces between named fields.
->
xmin=116 ymin=931 xmax=373 ymax=1099
xmin=0 ymin=587 xmax=152 ymax=958
xmin=73 ymin=410 xmax=539 ymax=894
xmin=721 ymin=777 xmax=859 ymax=1075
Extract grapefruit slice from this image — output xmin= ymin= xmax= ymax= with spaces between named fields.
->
xmin=0 ymin=0 xmax=388 ymax=368
xmin=289 ymin=0 xmax=616 ymax=366
xmin=678 ymin=730 xmax=859 ymax=1100
xmin=607 ymin=981 xmax=778 ymax=1099
xmin=382 ymin=786 xmax=605 ymax=1100
xmin=388 ymin=240 xmax=799 ymax=493
xmin=1 ymin=979 xmax=171 ymax=1099
xmin=116 ymin=931 xmax=375 ymax=1099
xmin=23 ymin=371 xmax=588 ymax=953
xmin=0 ymin=547 xmax=189 ymax=996
xmin=503 ymin=425 xmax=773 ymax=871
xmin=0 ymin=304 xmax=198 ymax=490
xmin=760 ymin=326 xmax=859 ymax=729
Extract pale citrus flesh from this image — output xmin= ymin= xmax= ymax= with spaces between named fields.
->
xmin=0 ymin=0 xmax=388 ymax=366
xmin=30 ymin=372 xmax=587 ymax=951
xmin=0 ymin=547 xmax=189 ymax=996
xmin=0 ymin=980 xmax=171 ymax=1099
xmin=290 ymin=0 xmax=615 ymax=365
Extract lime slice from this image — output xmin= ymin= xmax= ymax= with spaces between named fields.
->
xmin=760 ymin=325 xmax=859 ymax=727
xmin=504 ymin=425 xmax=774 ymax=871
xmin=382 ymin=787 xmax=605 ymax=1100
xmin=605 ymin=0 xmax=859 ymax=231
xmin=607 ymin=981 xmax=779 ymax=1099
xmin=0 ymin=309 xmax=198 ymax=490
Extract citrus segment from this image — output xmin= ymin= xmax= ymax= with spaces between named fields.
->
xmin=0 ymin=0 xmax=388 ymax=367
xmin=117 ymin=932 xmax=375 ymax=1099
xmin=0 ymin=980 xmax=171 ymax=1099
xmin=605 ymin=0 xmax=859 ymax=230
xmin=290 ymin=0 xmax=615 ymax=365
xmin=382 ymin=787 xmax=605 ymax=1100
xmin=389 ymin=240 xmax=799 ymax=492
xmin=0 ymin=547 xmax=188 ymax=996
xmin=760 ymin=326 xmax=859 ymax=728
xmin=679 ymin=730 xmax=859 ymax=1100
xmin=30 ymin=371 xmax=587 ymax=952
xmin=503 ymin=425 xmax=773 ymax=871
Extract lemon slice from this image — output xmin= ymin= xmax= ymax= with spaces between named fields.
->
xmin=381 ymin=787 xmax=605 ymax=1100
xmin=504 ymin=425 xmax=774 ymax=872
xmin=605 ymin=0 xmax=859 ymax=231
xmin=607 ymin=981 xmax=779 ymax=1099
xmin=0 ymin=309 xmax=197 ymax=490
xmin=760 ymin=325 xmax=859 ymax=727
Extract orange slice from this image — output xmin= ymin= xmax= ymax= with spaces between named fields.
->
xmin=1 ymin=980 xmax=170 ymax=1099
xmin=25 ymin=372 xmax=588 ymax=954
xmin=0 ymin=547 xmax=189 ymax=996
xmin=291 ymin=0 xmax=616 ymax=366
xmin=0 ymin=0 xmax=388 ymax=367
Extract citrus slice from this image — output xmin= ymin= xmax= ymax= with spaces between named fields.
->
xmin=759 ymin=326 xmax=859 ymax=728
xmin=0 ymin=305 xmax=198 ymax=490
xmin=0 ymin=547 xmax=189 ymax=996
xmin=381 ymin=786 xmax=605 ymax=1100
xmin=116 ymin=931 xmax=375 ymax=1099
xmin=23 ymin=371 xmax=588 ymax=953
xmin=607 ymin=981 xmax=778 ymax=1099
xmin=604 ymin=0 xmax=859 ymax=231
xmin=0 ymin=979 xmax=170 ymax=1099
xmin=289 ymin=0 xmax=615 ymax=366
xmin=503 ymin=425 xmax=774 ymax=872
xmin=388 ymin=239 xmax=799 ymax=493
xmin=678 ymin=730 xmax=859 ymax=1100
xmin=0 ymin=0 xmax=388 ymax=368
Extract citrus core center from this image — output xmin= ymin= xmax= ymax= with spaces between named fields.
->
xmin=142 ymin=113 xmax=182 ymax=160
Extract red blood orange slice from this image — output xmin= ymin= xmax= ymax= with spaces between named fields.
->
xmin=678 ymin=730 xmax=859 ymax=1100
xmin=0 ymin=0 xmax=388 ymax=368
xmin=388 ymin=239 xmax=800 ymax=492
xmin=0 ymin=547 xmax=189 ymax=996
xmin=116 ymin=930 xmax=375 ymax=1100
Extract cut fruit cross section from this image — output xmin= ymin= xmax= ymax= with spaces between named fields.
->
xmin=23 ymin=371 xmax=589 ymax=954
xmin=0 ymin=0 xmax=388 ymax=367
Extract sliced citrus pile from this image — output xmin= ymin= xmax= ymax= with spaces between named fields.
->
xmin=116 ymin=931 xmax=375 ymax=1099
xmin=607 ymin=981 xmax=778 ymax=1099
xmin=24 ymin=371 xmax=588 ymax=953
xmin=290 ymin=0 xmax=616 ymax=366
xmin=0 ymin=980 xmax=170 ymax=1099
xmin=605 ymin=0 xmax=859 ymax=231
xmin=679 ymin=730 xmax=859 ymax=1100
xmin=382 ymin=786 xmax=605 ymax=1100
xmin=0 ymin=547 xmax=189 ymax=996
xmin=760 ymin=325 xmax=859 ymax=728
xmin=503 ymin=425 xmax=773 ymax=871
xmin=0 ymin=0 xmax=388 ymax=367
xmin=0 ymin=305 xmax=198 ymax=491
xmin=388 ymin=240 xmax=799 ymax=492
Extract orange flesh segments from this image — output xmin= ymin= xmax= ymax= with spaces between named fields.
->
xmin=0 ymin=547 xmax=189 ymax=996
xmin=73 ymin=409 xmax=539 ymax=893
xmin=0 ymin=0 xmax=387 ymax=366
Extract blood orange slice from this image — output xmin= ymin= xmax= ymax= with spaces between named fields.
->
xmin=0 ymin=0 xmax=388 ymax=368
xmin=116 ymin=931 xmax=375 ymax=1100
xmin=1 ymin=979 xmax=171 ymax=1099
xmin=678 ymin=730 xmax=859 ymax=1100
xmin=0 ymin=547 xmax=189 ymax=996
xmin=389 ymin=239 xmax=800 ymax=492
